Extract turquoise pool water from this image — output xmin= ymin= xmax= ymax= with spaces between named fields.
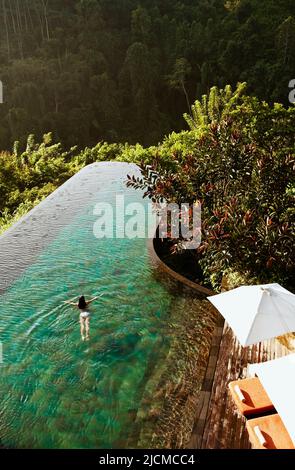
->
xmin=0 ymin=163 xmax=215 ymax=449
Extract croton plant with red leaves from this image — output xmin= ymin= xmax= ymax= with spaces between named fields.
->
xmin=127 ymin=96 xmax=295 ymax=290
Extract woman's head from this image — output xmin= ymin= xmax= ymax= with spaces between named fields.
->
xmin=78 ymin=295 xmax=87 ymax=309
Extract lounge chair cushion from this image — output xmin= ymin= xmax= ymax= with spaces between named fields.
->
xmin=247 ymin=414 xmax=295 ymax=449
xmin=229 ymin=377 xmax=274 ymax=416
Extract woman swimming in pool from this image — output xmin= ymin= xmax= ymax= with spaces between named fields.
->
xmin=64 ymin=295 xmax=100 ymax=341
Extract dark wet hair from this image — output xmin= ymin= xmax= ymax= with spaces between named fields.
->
xmin=78 ymin=296 xmax=87 ymax=309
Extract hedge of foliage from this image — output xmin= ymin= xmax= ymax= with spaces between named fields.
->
xmin=126 ymin=84 xmax=295 ymax=289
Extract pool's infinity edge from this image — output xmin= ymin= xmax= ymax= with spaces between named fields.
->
xmin=0 ymin=162 xmax=139 ymax=295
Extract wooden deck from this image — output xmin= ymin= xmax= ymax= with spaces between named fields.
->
xmin=188 ymin=317 xmax=291 ymax=449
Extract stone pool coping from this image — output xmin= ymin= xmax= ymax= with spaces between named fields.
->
xmin=147 ymin=237 xmax=215 ymax=297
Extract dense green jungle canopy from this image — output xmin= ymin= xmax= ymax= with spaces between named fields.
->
xmin=0 ymin=0 xmax=295 ymax=149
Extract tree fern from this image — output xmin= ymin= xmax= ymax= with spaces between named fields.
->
xmin=184 ymin=82 xmax=247 ymax=132
xmin=208 ymin=86 xmax=219 ymax=122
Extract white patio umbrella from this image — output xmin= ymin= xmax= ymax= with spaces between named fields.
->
xmin=208 ymin=283 xmax=295 ymax=347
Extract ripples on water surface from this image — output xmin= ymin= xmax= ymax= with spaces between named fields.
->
xmin=0 ymin=163 xmax=216 ymax=448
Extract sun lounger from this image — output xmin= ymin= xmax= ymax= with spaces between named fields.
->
xmin=228 ymin=377 xmax=274 ymax=416
xmin=246 ymin=413 xmax=295 ymax=449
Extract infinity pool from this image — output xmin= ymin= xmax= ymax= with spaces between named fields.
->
xmin=0 ymin=163 xmax=216 ymax=448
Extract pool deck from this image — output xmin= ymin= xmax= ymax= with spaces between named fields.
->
xmin=188 ymin=315 xmax=291 ymax=449
xmin=148 ymin=239 xmax=292 ymax=449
